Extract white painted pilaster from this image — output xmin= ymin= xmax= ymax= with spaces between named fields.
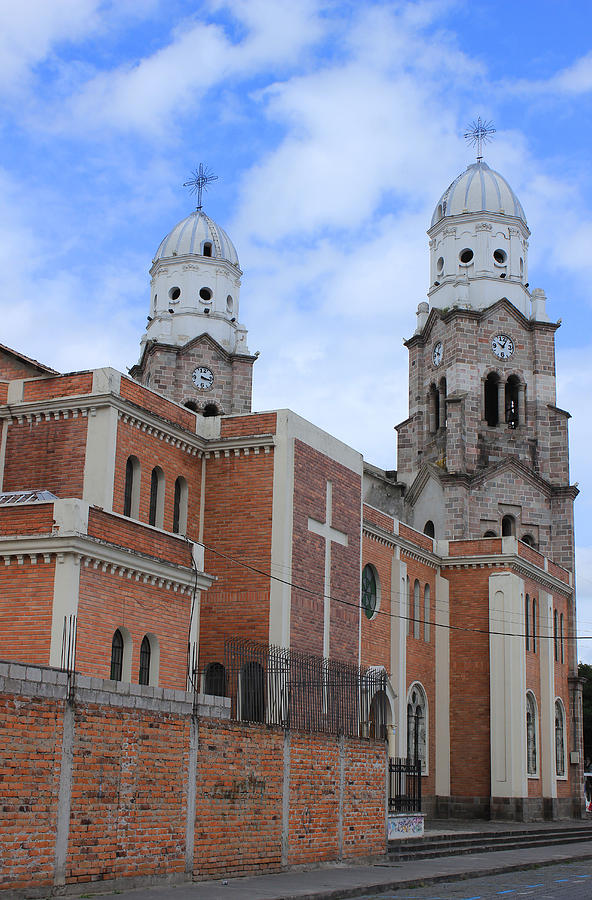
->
xmin=489 ymin=572 xmax=527 ymax=799
xmin=82 ymin=370 xmax=121 ymax=512
xmin=435 ymin=572 xmax=450 ymax=797
xmin=391 ymin=554 xmax=407 ymax=758
xmin=539 ymin=589 xmax=556 ymax=798
xmin=49 ymin=499 xmax=89 ymax=667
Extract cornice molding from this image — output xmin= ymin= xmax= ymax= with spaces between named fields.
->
xmin=363 ymin=521 xmax=571 ymax=596
xmin=0 ymin=392 xmax=275 ymax=458
xmin=0 ymin=532 xmax=214 ymax=594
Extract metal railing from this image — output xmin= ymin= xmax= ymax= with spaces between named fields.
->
xmin=388 ymin=757 xmax=422 ymax=813
xmin=197 ymin=638 xmax=388 ymax=738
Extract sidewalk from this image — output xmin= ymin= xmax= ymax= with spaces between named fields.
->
xmin=70 ymin=822 xmax=592 ymax=900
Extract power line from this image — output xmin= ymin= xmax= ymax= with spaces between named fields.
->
xmin=198 ymin=540 xmax=586 ymax=643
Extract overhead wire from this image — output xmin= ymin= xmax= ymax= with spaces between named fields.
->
xmin=197 ymin=538 xmax=589 ymax=642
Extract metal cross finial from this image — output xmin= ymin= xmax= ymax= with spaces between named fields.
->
xmin=183 ymin=163 xmax=218 ymax=210
xmin=464 ymin=117 xmax=496 ymax=161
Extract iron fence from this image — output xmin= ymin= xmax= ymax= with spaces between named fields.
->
xmin=388 ymin=757 xmax=422 ymax=813
xmin=197 ymin=638 xmax=388 ymax=739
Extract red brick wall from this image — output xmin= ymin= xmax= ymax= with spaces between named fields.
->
xmin=399 ymin=523 xmax=433 ymax=552
xmin=0 ymin=558 xmax=55 ymax=665
xmin=291 ymin=441 xmax=361 ymax=662
xmin=518 ymin=541 xmax=545 ymax=569
xmin=361 ymin=532 xmax=392 ymax=671
xmin=0 ymin=692 xmax=62 ymax=891
xmin=0 ymin=349 xmax=55 ymax=381
xmin=23 ymin=373 xmax=93 ymax=402
xmin=194 ymin=720 xmax=284 ymax=877
xmin=3 ymin=417 xmax=88 ymax=497
xmin=77 ymin=566 xmax=191 ymax=689
xmin=363 ymin=504 xmax=394 ymax=533
xmin=0 ymin=677 xmax=387 ymax=891
xmin=200 ymin=449 xmax=275 ymax=665
xmin=120 ymin=377 xmax=197 ymax=431
xmin=220 ymin=412 xmax=277 ymax=437
xmin=67 ymin=703 xmax=188 ymax=884
xmin=403 ymin=553 xmax=436 ymax=798
xmin=88 ymin=508 xmax=192 ymax=567
xmin=448 ymin=538 xmax=502 ymax=556
xmin=0 ymin=503 xmax=54 ymax=535
xmin=113 ymin=420 xmax=201 ymax=540
xmin=443 ymin=566 xmax=494 ymax=799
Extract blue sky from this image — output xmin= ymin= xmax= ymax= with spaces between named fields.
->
xmin=2 ymin=0 xmax=592 ymax=656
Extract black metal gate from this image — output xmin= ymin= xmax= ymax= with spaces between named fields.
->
xmin=388 ymin=757 xmax=422 ymax=813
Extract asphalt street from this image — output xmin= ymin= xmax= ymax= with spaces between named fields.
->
xmin=357 ymin=860 xmax=592 ymax=900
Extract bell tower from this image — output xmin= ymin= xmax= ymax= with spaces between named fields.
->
xmin=395 ymin=126 xmax=577 ymax=572
xmin=130 ymin=167 xmax=256 ymax=416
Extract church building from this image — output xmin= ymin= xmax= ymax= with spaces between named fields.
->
xmin=0 ymin=147 xmax=582 ymax=823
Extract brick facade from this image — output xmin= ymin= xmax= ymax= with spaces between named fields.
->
xmin=0 ymin=665 xmax=386 ymax=892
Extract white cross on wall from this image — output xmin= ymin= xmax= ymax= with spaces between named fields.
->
xmin=307 ymin=480 xmax=348 ymax=660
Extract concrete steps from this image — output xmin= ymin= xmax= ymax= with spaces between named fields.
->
xmin=388 ymin=824 xmax=592 ymax=861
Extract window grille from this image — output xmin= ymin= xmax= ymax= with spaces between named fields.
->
xmin=198 ymin=639 xmax=387 ymax=737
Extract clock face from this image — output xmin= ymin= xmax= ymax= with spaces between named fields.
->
xmin=192 ymin=366 xmax=214 ymax=391
xmin=432 ymin=341 xmax=443 ymax=367
xmin=491 ymin=333 xmax=515 ymax=360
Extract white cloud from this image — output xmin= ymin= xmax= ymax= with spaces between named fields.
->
xmin=0 ymin=0 xmax=100 ymax=92
xmin=58 ymin=0 xmax=326 ymax=137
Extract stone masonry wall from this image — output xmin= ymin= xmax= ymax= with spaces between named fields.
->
xmin=0 ymin=664 xmax=387 ymax=894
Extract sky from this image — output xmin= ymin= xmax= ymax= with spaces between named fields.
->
xmin=1 ymin=0 xmax=592 ymax=657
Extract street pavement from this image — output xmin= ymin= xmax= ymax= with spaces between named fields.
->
xmin=68 ymin=825 xmax=592 ymax=900
xmin=356 ymin=860 xmax=592 ymax=899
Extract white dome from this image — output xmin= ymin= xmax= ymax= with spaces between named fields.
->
xmin=431 ymin=161 xmax=526 ymax=228
xmin=154 ymin=210 xmax=239 ymax=267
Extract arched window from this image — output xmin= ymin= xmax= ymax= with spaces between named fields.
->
xmin=123 ymin=455 xmax=141 ymax=518
xmin=184 ymin=400 xmax=199 ymax=412
xmin=362 ymin=564 xmax=379 ymax=620
xmin=173 ymin=476 xmax=188 ymax=535
xmin=555 ymin=700 xmax=566 ymax=777
xmin=407 ymin=683 xmax=427 ymax=772
xmin=369 ymin=690 xmax=388 ymax=741
xmin=554 ymin=609 xmax=559 ymax=661
xmin=505 ymin=375 xmax=520 ymax=428
xmin=483 ymin=530 xmax=497 ymax=538
xmin=526 ymin=692 xmax=538 ymax=776
xmin=240 ymin=661 xmax=265 ymax=723
xmin=204 ymin=662 xmax=227 ymax=697
xmin=203 ymin=403 xmax=220 ymax=417
xmin=110 ymin=629 xmax=124 ymax=681
xmin=484 ymin=373 xmax=500 ymax=426
xmin=532 ymin=596 xmax=537 ymax=652
xmin=525 ymin=594 xmax=530 ymax=651
xmin=203 ymin=242 xmax=212 ymax=257
xmin=502 ymin=515 xmax=515 ymax=537
xmin=423 ymin=520 xmax=435 ymax=538
xmin=424 ymin=584 xmax=430 ymax=642
xmin=139 ymin=635 xmax=151 ymax=685
xmin=413 ymin=579 xmax=420 ymax=639
xmin=522 ymin=534 xmax=536 ymax=548
xmin=149 ymin=466 xmax=165 ymax=527
xmin=560 ymin=613 xmax=564 ymax=664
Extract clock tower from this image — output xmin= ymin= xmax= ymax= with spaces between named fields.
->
xmin=396 ymin=152 xmax=578 ymax=574
xmin=130 ymin=190 xmax=256 ymax=417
